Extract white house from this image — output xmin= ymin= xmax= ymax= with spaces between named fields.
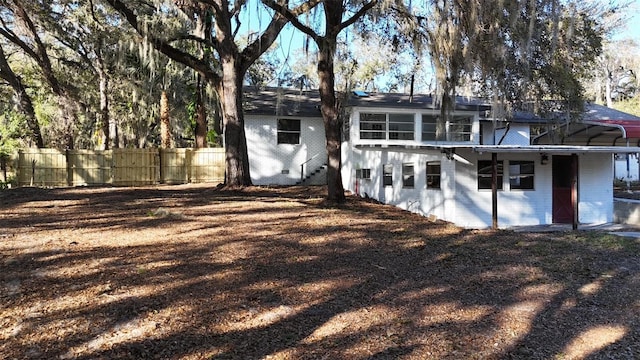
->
xmin=243 ymin=87 xmax=640 ymax=229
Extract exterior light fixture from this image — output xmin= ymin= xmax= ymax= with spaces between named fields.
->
xmin=541 ymin=154 xmax=549 ymax=165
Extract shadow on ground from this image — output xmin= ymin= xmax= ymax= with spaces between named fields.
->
xmin=1 ymin=185 xmax=639 ymax=359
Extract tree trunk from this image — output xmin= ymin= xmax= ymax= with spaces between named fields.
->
xmin=0 ymin=44 xmax=44 ymax=148
xmin=195 ymin=75 xmax=207 ymax=148
xmin=98 ymin=65 xmax=110 ymax=150
xmin=160 ymin=90 xmax=172 ymax=148
xmin=59 ymin=96 xmax=75 ymax=150
xmin=606 ymin=69 xmax=613 ymax=107
xmin=317 ymin=41 xmax=345 ymax=203
xmin=218 ymin=57 xmax=251 ymax=187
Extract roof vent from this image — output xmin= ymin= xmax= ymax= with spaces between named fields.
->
xmin=353 ymin=90 xmax=369 ymax=97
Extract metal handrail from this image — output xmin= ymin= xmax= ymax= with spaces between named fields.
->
xmin=300 ymin=152 xmax=323 ymax=183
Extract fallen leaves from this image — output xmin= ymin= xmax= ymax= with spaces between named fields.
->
xmin=1 ymin=185 xmax=639 ymax=359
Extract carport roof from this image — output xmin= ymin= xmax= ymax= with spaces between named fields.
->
xmin=534 ymin=104 xmax=640 ymax=146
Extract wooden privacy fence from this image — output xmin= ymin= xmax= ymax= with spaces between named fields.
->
xmin=16 ymin=148 xmax=225 ymax=187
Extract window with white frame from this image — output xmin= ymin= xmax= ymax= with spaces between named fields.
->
xmin=383 ymin=164 xmax=393 ymax=186
xmin=359 ymin=113 xmax=386 ymax=139
xmin=450 ymin=115 xmax=472 ymax=141
xmin=360 ymin=113 xmax=415 ymax=140
xmin=477 ymin=160 xmax=503 ymax=190
xmin=277 ymin=119 xmax=301 ymax=144
xmin=426 ymin=161 xmax=441 ymax=189
xmin=402 ymin=163 xmax=414 ymax=188
xmin=422 ymin=114 xmax=472 ymax=142
xmin=509 ymin=161 xmax=534 ymax=190
xmin=389 ymin=114 xmax=415 ymax=140
xmin=422 ymin=114 xmax=438 ymax=141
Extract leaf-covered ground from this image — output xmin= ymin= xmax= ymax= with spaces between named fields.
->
xmin=1 ymin=184 xmax=639 ymax=359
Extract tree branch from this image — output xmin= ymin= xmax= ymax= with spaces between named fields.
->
xmin=261 ymin=0 xmax=322 ymax=43
xmin=0 ymin=27 xmax=40 ymax=62
xmin=105 ymin=0 xmax=221 ymax=84
xmin=339 ymin=0 xmax=378 ymax=32
xmin=241 ymin=0 xmax=320 ymax=73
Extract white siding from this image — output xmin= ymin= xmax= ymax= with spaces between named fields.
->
xmin=452 ymin=150 xmax=552 ymax=228
xmin=579 ymin=153 xmax=613 ymax=224
xmin=342 ymin=146 xmax=455 ymax=221
xmin=481 ymin=123 xmax=530 ymax=145
xmin=245 ymin=116 xmax=326 ymax=185
xmin=342 ymin=145 xmax=616 ymax=229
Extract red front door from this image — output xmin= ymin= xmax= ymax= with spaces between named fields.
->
xmin=552 ymin=155 xmax=574 ymax=223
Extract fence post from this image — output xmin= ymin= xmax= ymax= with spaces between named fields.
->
xmin=158 ymin=148 xmax=165 ymax=184
xmin=186 ymin=148 xmax=193 ymax=184
xmin=65 ymin=149 xmax=72 ymax=187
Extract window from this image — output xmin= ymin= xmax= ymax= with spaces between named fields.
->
xmin=383 ymin=164 xmax=393 ymax=186
xmin=426 ymin=161 xmax=441 ymax=189
xmin=356 ymin=168 xmax=371 ymax=180
xmin=277 ymin=119 xmax=300 ymax=144
xmin=360 ymin=113 xmax=386 ymax=139
xmin=422 ymin=114 xmax=473 ymax=142
xmin=450 ymin=116 xmax=472 ymax=141
xmin=402 ymin=163 xmax=414 ymax=188
xmin=509 ymin=161 xmax=535 ymax=190
xmin=389 ymin=114 xmax=415 ymax=140
xmin=360 ymin=113 xmax=414 ymax=140
xmin=477 ymin=160 xmax=503 ymax=190
xmin=422 ymin=114 xmax=438 ymax=141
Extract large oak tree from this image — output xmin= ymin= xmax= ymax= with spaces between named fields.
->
xmin=106 ymin=0 xmax=317 ymax=187
xmin=263 ymin=0 xmax=382 ymax=202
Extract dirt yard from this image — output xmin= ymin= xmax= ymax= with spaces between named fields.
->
xmin=1 ymin=185 xmax=639 ymax=359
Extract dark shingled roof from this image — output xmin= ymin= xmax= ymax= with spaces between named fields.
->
xmin=242 ymin=88 xmax=640 ymax=126
xmin=242 ymin=87 xmax=492 ymax=117
xmin=243 ymin=87 xmax=322 ymax=117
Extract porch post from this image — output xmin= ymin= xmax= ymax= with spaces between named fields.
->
xmin=492 ymin=152 xmax=498 ymax=229
xmin=571 ymin=153 xmax=579 ymax=230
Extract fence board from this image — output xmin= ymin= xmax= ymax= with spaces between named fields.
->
xmin=190 ymin=148 xmax=225 ymax=183
xmin=68 ymin=150 xmax=112 ymax=185
xmin=14 ymin=148 xmax=224 ymax=187
xmin=161 ymin=148 xmax=189 ymax=184
xmin=17 ymin=149 xmax=67 ymax=187
xmin=112 ymin=149 xmax=159 ymax=186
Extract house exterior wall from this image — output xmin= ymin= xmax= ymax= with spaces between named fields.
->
xmin=450 ymin=150 xmax=552 ymax=228
xmin=579 ymin=153 xmax=613 ymax=224
xmin=480 ymin=123 xmax=530 ymax=145
xmin=341 ymin=145 xmax=615 ymax=228
xmin=245 ymin=115 xmax=326 ymax=185
xmin=349 ymin=107 xmax=481 ymax=146
xmin=342 ymin=146 xmax=453 ymax=221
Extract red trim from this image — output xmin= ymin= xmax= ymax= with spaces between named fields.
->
xmin=590 ymin=119 xmax=640 ymax=138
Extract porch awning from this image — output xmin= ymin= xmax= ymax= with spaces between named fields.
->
xmin=584 ymin=120 xmax=640 ymax=139
xmin=533 ymin=104 xmax=640 ymax=146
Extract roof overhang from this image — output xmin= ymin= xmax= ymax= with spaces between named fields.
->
xmin=355 ymin=144 xmax=640 ymax=154
xmin=468 ymin=145 xmax=640 ymax=154
xmin=584 ymin=120 xmax=640 ymax=139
